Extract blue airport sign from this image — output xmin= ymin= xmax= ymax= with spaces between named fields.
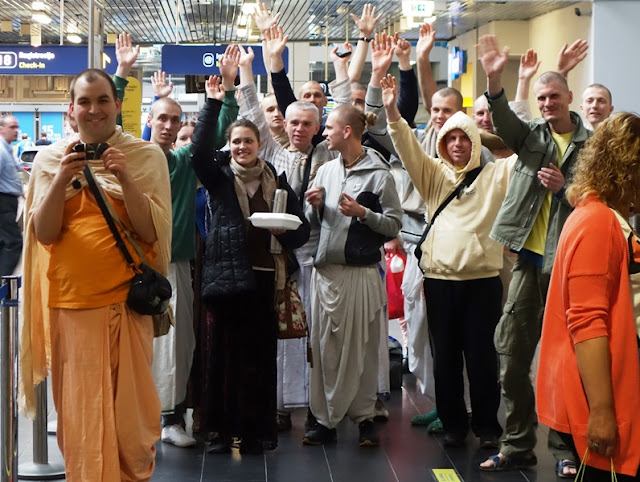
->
xmin=0 ymin=46 xmax=117 ymax=75
xmin=161 ymin=45 xmax=287 ymax=76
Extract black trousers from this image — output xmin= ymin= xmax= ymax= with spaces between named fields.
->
xmin=0 ymin=193 xmax=22 ymax=277
xmin=424 ymin=276 xmax=503 ymax=439
xmin=558 ymin=432 xmax=640 ymax=481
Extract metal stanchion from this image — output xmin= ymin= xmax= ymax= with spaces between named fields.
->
xmin=1 ymin=277 xmax=20 ymax=482
xmin=18 ymin=379 xmax=65 ymax=479
xmin=11 ymin=278 xmax=64 ymax=480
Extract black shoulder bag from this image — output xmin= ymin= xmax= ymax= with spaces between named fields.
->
xmin=414 ymin=166 xmax=483 ymax=261
xmin=83 ymin=165 xmax=172 ymax=322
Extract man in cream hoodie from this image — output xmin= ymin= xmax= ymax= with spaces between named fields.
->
xmin=382 ymin=74 xmax=516 ymax=448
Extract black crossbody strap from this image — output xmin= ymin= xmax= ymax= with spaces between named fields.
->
xmin=430 ymin=166 xmax=482 ymax=225
xmin=82 ymin=165 xmax=145 ymax=270
xmin=414 ymin=166 xmax=483 ymax=258
xmin=298 ymin=145 xmax=315 ymax=207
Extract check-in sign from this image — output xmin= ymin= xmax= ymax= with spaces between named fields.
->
xmin=0 ymin=46 xmax=117 ymax=75
xmin=161 ymin=45 xmax=287 ymax=76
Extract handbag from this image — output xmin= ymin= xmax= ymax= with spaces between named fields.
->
xmin=575 ymin=448 xmax=618 ymax=482
xmin=386 ymin=252 xmax=405 ymax=320
xmin=82 ymin=165 xmax=173 ymax=335
xmin=414 ymin=166 xmax=483 ymax=260
xmin=275 ymin=277 xmax=307 ymax=339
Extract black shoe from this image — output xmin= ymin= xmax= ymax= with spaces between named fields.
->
xmin=207 ymin=439 xmax=231 ymax=454
xmin=304 ymin=408 xmax=317 ymax=431
xmin=479 ymin=435 xmax=500 ymax=450
xmin=443 ymin=433 xmax=466 ymax=448
xmin=239 ymin=438 xmax=263 ymax=455
xmin=358 ymin=420 xmax=379 ymax=447
xmin=302 ymin=423 xmax=337 ymax=445
xmin=276 ymin=413 xmax=292 ymax=432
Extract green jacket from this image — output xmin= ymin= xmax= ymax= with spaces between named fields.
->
xmin=170 ymin=90 xmax=239 ymax=261
xmin=487 ymin=92 xmax=592 ymax=274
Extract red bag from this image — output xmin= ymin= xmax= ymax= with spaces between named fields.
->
xmin=386 ymin=252 xmax=406 ymax=320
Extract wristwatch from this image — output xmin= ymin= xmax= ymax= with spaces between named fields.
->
xmin=358 ymin=37 xmax=373 ymax=43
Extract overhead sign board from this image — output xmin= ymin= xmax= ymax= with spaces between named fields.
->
xmin=402 ymin=0 xmax=436 ymax=18
xmin=0 ymin=45 xmax=117 ymax=75
xmin=161 ymin=45 xmax=287 ymax=76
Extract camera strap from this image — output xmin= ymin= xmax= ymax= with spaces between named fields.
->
xmin=82 ymin=164 xmax=149 ymax=271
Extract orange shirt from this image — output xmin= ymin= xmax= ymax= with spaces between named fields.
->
xmin=537 ymin=197 xmax=640 ymax=476
xmin=47 ymin=188 xmax=156 ymax=309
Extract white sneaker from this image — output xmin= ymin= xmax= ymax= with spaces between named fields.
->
xmin=161 ymin=425 xmax=197 ymax=447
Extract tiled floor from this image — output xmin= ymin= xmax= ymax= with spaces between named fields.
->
xmin=17 ymin=373 xmax=559 ymax=482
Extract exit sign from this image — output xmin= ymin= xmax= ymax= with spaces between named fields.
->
xmin=402 ymin=0 xmax=435 ymax=17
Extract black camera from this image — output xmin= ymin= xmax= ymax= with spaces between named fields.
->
xmin=72 ymin=142 xmax=109 ymax=160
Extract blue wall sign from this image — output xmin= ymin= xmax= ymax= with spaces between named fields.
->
xmin=0 ymin=46 xmax=117 ymax=75
xmin=40 ymin=112 xmax=64 ymax=143
xmin=12 ymin=112 xmax=35 ymax=145
xmin=161 ymin=45 xmax=287 ymax=76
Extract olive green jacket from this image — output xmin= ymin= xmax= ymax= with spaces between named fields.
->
xmin=487 ymin=92 xmax=592 ymax=274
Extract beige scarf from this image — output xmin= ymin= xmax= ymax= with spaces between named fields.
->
xmin=20 ymin=127 xmax=172 ymax=418
xmin=229 ymin=157 xmax=286 ymax=290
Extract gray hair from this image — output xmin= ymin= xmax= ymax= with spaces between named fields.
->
xmin=285 ymin=101 xmax=320 ymax=123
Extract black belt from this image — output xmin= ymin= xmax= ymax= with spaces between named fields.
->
xmin=0 ymin=192 xmax=18 ymax=199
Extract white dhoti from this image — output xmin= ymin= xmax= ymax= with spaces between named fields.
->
xmin=152 ymin=261 xmax=196 ymax=412
xmin=377 ymin=262 xmax=390 ymax=395
xmin=276 ymin=261 xmax=312 ymax=412
xmin=310 ymin=264 xmax=385 ymax=428
xmin=401 ymin=240 xmax=435 ymax=399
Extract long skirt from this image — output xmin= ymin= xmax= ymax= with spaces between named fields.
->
xmin=200 ymin=270 xmax=278 ymax=448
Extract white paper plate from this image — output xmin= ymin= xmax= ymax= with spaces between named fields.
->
xmin=248 ymin=212 xmax=302 ymax=231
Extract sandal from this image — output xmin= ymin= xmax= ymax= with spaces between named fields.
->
xmin=556 ymin=459 xmax=577 ymax=479
xmin=479 ymin=452 xmax=537 ymax=472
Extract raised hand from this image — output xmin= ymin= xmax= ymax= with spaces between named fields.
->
xmin=350 ymin=3 xmax=382 ymax=39
xmin=394 ymin=33 xmax=412 ymax=70
xmin=250 ymin=2 xmax=282 ymax=35
xmin=519 ymin=49 xmax=540 ymax=81
xmin=330 ymin=42 xmax=352 ymax=64
xmin=151 ymin=70 xmax=174 ymax=98
xmin=205 ymin=75 xmax=225 ymax=101
xmin=264 ymin=25 xmax=289 ymax=58
xmin=370 ymin=33 xmax=394 ymax=82
xmin=115 ymin=32 xmax=140 ymax=78
xmin=238 ymin=44 xmax=255 ymax=67
xmin=557 ymin=39 xmax=588 ymax=77
xmin=380 ymin=74 xmax=398 ymax=109
xmin=416 ymin=22 xmax=436 ymax=60
xmin=477 ymin=35 xmax=510 ymax=79
xmin=219 ymin=44 xmax=240 ymax=89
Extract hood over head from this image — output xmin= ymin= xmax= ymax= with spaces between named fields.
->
xmin=436 ymin=111 xmax=481 ymax=173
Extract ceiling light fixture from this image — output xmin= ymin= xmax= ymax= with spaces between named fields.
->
xmin=241 ymin=3 xmax=257 ymax=15
xmin=31 ymin=1 xmax=47 ymax=10
xmin=32 ymin=12 xmax=52 ymax=24
xmin=67 ymin=33 xmax=82 ymax=43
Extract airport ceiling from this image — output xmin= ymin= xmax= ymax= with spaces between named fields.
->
xmin=1 ymin=0 xmax=581 ymax=46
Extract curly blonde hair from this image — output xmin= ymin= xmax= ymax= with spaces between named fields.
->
xmin=566 ymin=112 xmax=640 ymax=212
